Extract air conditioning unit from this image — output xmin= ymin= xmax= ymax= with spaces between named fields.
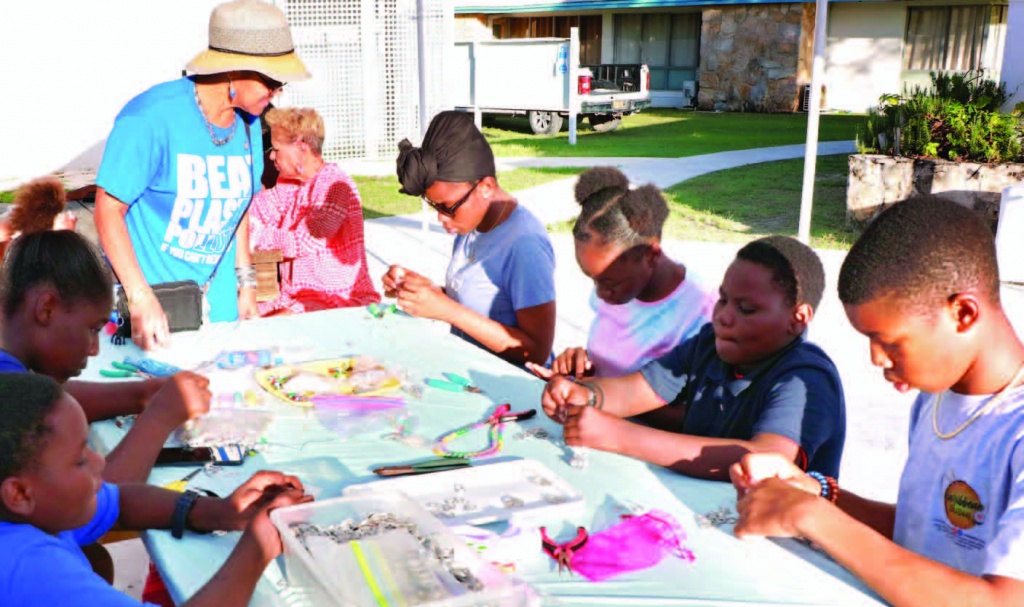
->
xmin=683 ymin=80 xmax=696 ymax=107
xmin=801 ymin=84 xmax=827 ymax=112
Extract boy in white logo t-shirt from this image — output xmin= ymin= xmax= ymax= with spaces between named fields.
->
xmin=731 ymin=196 xmax=1024 ymax=606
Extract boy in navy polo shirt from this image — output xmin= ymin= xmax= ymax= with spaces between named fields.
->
xmin=541 ymin=235 xmax=846 ymax=480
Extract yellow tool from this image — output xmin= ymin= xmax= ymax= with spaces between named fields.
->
xmin=163 ymin=467 xmax=204 ymax=493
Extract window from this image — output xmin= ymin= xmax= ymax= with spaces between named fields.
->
xmin=903 ymin=6 xmax=991 ymax=71
xmin=491 ymin=15 xmax=602 ymax=64
xmin=613 ymin=13 xmax=700 ymax=91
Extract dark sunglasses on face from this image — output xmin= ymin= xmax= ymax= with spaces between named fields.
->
xmin=255 ymin=73 xmax=285 ymax=92
xmin=423 ymin=180 xmax=480 ymax=218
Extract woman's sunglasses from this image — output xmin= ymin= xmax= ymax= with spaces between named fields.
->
xmin=255 ymin=73 xmax=285 ymax=93
xmin=422 ymin=181 xmax=480 ymax=218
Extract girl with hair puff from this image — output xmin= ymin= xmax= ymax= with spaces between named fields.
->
xmin=0 ymin=177 xmax=77 ymax=259
xmin=529 ymin=167 xmax=715 ymax=380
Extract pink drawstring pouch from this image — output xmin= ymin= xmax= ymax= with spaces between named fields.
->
xmin=570 ymin=510 xmax=695 ymax=582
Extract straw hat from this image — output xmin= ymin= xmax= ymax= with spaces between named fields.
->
xmin=187 ymin=0 xmax=310 ymax=83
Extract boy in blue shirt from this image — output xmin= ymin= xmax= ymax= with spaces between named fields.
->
xmin=0 ymin=373 xmax=311 ymax=607
xmin=731 ymin=197 xmax=1024 ymax=606
xmin=542 ymin=235 xmax=846 ymax=480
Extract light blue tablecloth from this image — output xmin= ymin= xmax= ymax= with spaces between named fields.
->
xmin=87 ymin=308 xmax=885 ymax=606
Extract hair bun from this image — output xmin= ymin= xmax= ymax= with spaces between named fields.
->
xmin=396 ymin=139 xmax=437 ymax=197
xmin=10 ymin=177 xmax=66 ymax=235
xmin=574 ymin=167 xmax=629 ymax=205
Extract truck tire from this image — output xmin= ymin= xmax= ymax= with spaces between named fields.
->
xmin=528 ymin=111 xmax=564 ymax=136
xmin=588 ymin=114 xmax=622 ymax=133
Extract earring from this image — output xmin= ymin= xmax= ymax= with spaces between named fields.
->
xmin=229 ymin=82 xmax=236 ymax=100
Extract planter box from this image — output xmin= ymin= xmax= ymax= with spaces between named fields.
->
xmin=847 ymin=154 xmax=1024 ymax=230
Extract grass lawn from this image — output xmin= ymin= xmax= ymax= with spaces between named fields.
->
xmin=355 ymin=167 xmax=583 ymax=219
xmin=550 ymin=154 xmax=857 ymax=250
xmin=484 ymin=109 xmax=863 ymax=158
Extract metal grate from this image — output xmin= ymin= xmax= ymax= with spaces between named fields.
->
xmin=271 ymin=0 xmax=452 ymax=161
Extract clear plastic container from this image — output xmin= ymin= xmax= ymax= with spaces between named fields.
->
xmin=270 ymin=492 xmax=535 ymax=607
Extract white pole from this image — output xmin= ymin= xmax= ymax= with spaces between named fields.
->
xmin=416 ymin=0 xmax=429 ymax=231
xmin=569 ymin=28 xmax=580 ymax=145
xmin=797 ymin=0 xmax=829 ymax=244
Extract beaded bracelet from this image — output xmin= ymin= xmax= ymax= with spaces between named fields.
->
xmin=807 ymin=471 xmax=839 ymax=503
xmin=433 ymin=404 xmax=536 ymax=459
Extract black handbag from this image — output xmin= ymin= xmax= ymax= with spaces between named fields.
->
xmin=112 ymin=118 xmax=254 ymax=344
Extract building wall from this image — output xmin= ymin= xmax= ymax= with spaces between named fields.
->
xmin=697 ymin=3 xmax=808 ymax=112
xmin=1003 ymin=1 xmax=1024 ymax=109
xmin=823 ymin=2 xmax=905 ymax=113
xmin=455 ymin=14 xmax=493 ymax=40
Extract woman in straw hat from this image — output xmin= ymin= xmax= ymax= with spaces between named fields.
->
xmin=94 ymin=0 xmax=309 ymax=350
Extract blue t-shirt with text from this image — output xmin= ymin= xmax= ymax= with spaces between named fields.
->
xmin=640 ymin=323 xmax=846 ymax=478
xmin=96 ymin=77 xmax=263 ymax=323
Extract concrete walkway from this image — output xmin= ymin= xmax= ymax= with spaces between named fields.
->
xmin=345 ymin=140 xmax=857 ymax=226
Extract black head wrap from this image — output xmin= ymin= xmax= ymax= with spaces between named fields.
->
xmin=396 ymin=111 xmax=496 ymax=196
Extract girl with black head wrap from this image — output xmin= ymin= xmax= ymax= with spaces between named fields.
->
xmin=382 ymin=112 xmax=556 ymax=366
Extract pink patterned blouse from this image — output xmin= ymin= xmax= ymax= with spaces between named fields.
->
xmin=249 ymin=163 xmax=380 ymax=316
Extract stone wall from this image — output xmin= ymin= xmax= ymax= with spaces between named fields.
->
xmin=698 ymin=3 xmax=811 ymax=112
xmin=847 ymin=155 xmax=1024 ymax=229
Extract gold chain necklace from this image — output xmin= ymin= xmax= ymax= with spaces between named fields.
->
xmin=932 ymin=362 xmax=1024 ymax=440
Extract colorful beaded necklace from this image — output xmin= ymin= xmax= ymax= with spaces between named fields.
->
xmin=434 ymin=404 xmax=536 ymax=459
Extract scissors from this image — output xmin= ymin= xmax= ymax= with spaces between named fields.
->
xmin=426 ymin=372 xmax=483 ymax=394
xmin=540 ymin=526 xmax=588 ymax=576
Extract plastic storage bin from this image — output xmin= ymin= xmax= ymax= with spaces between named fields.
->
xmin=270 ymin=491 xmax=535 ymax=607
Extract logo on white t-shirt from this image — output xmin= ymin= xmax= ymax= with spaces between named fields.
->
xmin=944 ymin=479 xmax=985 ymax=529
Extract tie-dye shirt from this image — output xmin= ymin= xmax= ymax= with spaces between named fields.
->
xmin=587 ymin=269 xmax=716 ymax=377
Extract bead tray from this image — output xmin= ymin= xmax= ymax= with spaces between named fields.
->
xmin=343 ymin=459 xmax=585 ymax=526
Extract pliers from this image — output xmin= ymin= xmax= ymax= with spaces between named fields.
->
xmin=100 ymin=360 xmax=146 ymax=379
xmin=540 ymin=526 xmax=588 ymax=576
xmin=426 ymin=372 xmax=483 ymax=394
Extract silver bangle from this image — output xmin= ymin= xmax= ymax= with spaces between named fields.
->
xmin=236 ymin=265 xmax=257 ymax=290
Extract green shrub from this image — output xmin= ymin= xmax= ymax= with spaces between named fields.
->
xmin=858 ymin=71 xmax=1023 ymax=163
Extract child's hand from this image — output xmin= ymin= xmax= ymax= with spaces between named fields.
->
xmin=729 ymin=453 xmax=820 ymax=499
xmin=541 ymin=376 xmax=591 ymax=424
xmin=146 ymin=372 xmax=211 ymax=428
xmin=563 ymin=404 xmax=625 ymax=452
xmin=396 ymin=275 xmax=453 ymax=321
xmin=217 ymin=471 xmax=311 ymax=532
xmin=734 ymin=477 xmax=822 ymax=540
xmin=243 ymin=488 xmax=313 ymax=562
xmin=552 ymin=347 xmax=593 ymax=378
xmin=382 ymin=265 xmax=420 ymax=298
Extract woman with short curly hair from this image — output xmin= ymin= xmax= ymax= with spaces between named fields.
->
xmin=249 ymin=107 xmax=380 ymax=315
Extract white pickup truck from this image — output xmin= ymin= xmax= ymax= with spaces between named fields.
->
xmin=449 ymin=34 xmax=651 ymax=136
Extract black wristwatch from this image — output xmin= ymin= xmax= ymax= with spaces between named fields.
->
xmin=171 ymin=489 xmax=216 ymax=539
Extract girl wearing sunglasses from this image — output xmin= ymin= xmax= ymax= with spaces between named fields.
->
xmin=384 ymin=111 xmax=556 ymax=367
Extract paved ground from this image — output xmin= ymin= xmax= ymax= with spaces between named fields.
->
xmin=96 ymin=140 xmax=1023 ymax=598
